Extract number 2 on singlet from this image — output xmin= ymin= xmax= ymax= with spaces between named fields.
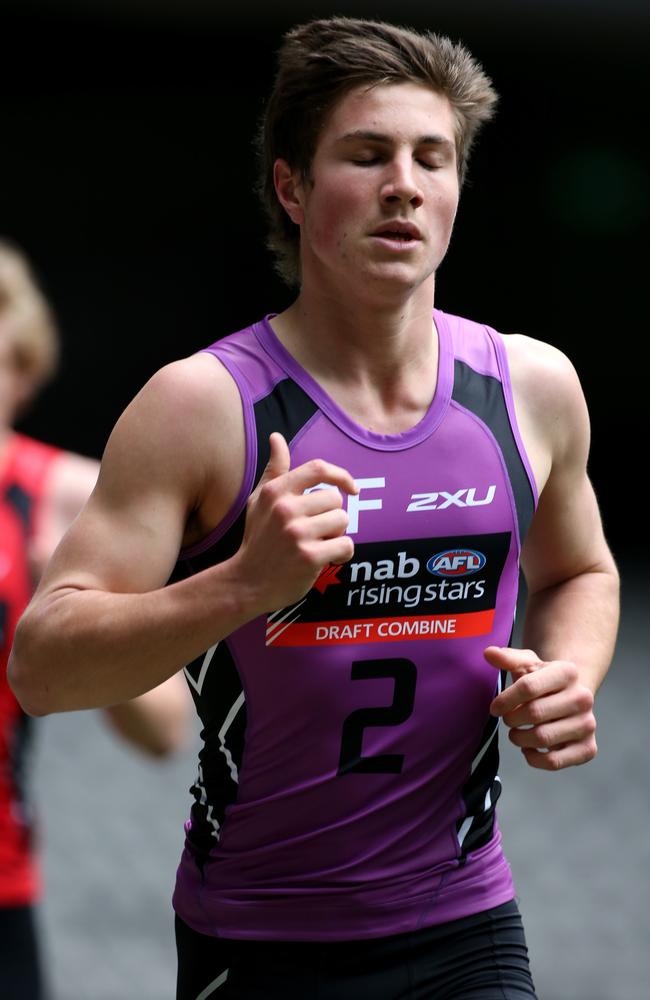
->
xmin=337 ymin=658 xmax=417 ymax=776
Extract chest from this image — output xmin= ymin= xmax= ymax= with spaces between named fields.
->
xmin=292 ymin=403 xmax=517 ymax=548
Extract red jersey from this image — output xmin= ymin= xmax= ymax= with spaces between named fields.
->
xmin=0 ymin=433 xmax=60 ymax=906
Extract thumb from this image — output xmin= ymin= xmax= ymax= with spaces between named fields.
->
xmin=258 ymin=432 xmax=291 ymax=486
xmin=483 ymin=645 xmax=542 ymax=678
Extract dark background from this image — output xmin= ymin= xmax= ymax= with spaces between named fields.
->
xmin=3 ymin=1 xmax=649 ymax=557
xmin=2 ymin=5 xmax=648 ymax=999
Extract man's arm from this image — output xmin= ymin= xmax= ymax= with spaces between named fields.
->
xmin=29 ymin=445 xmax=192 ymax=754
xmin=31 ymin=450 xmax=100 ymax=579
xmin=485 ymin=337 xmax=619 ymax=771
xmin=9 ymin=353 xmax=357 ymax=717
xmin=103 ymin=673 xmax=192 ymax=758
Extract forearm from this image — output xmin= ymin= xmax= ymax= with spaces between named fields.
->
xmin=9 ymin=557 xmax=257 ymax=716
xmin=521 ymin=558 xmax=620 ymax=694
xmin=103 ymin=675 xmax=192 ymax=758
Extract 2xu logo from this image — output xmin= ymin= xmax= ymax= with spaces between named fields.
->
xmin=406 ymin=485 xmax=496 ymax=513
xmin=427 ymin=549 xmax=487 ymax=577
xmin=307 ymin=478 xmax=497 ymax=535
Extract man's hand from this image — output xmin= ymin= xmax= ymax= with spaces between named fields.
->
xmin=484 ymin=646 xmax=597 ymax=771
xmin=235 ymin=432 xmax=358 ymax=614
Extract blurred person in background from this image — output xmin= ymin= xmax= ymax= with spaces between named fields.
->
xmin=9 ymin=16 xmax=619 ymax=1000
xmin=0 ymin=237 xmax=191 ymax=999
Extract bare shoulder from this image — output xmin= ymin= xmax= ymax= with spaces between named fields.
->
xmin=122 ymin=351 xmax=242 ymax=444
xmin=501 ymin=333 xmax=591 ymax=488
xmin=97 ymin=351 xmax=246 ymax=545
xmin=503 ymin=333 xmax=586 ymax=422
xmin=31 ymin=351 xmax=247 ymax=597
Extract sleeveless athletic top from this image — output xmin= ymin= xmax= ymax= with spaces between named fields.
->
xmin=0 ymin=433 xmax=61 ymax=906
xmin=172 ymin=309 xmax=538 ymax=941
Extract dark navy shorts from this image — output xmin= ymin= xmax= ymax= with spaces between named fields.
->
xmin=175 ymin=899 xmax=538 ymax=999
xmin=0 ymin=904 xmax=46 ymax=1000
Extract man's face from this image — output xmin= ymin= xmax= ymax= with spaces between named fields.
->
xmin=286 ymin=80 xmax=460 ymax=297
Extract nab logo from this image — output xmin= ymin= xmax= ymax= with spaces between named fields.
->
xmin=426 ymin=549 xmax=486 ymax=577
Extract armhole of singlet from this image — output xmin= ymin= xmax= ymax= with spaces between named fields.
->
xmin=485 ymin=327 xmax=539 ymax=510
xmin=178 ymin=350 xmax=257 ymax=561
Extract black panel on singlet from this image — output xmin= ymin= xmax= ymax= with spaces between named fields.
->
xmin=184 ymin=640 xmax=248 ymax=868
xmin=179 ymin=377 xmax=318 ymax=577
xmin=252 ymin=376 xmax=319 ymax=488
xmin=456 ymin=708 xmax=502 ymax=860
xmin=456 ymin=612 xmax=511 ymax=861
xmin=452 ymin=360 xmax=535 ymax=545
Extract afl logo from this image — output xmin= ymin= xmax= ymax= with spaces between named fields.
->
xmin=427 ymin=549 xmax=486 ymax=577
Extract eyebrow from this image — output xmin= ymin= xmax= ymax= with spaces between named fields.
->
xmin=338 ymin=130 xmax=455 ymax=150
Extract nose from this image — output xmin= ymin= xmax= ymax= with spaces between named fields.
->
xmin=380 ymin=154 xmax=423 ymax=208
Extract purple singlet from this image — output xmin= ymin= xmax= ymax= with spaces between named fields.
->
xmin=172 ymin=310 xmax=538 ymax=941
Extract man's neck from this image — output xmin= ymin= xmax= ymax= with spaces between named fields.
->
xmin=273 ymin=277 xmax=437 ymax=382
xmin=269 ymin=279 xmax=440 ymax=434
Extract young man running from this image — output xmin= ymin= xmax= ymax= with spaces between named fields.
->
xmin=9 ymin=18 xmax=619 ymax=999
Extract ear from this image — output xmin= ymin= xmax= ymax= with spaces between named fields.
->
xmin=273 ymin=159 xmax=305 ymax=226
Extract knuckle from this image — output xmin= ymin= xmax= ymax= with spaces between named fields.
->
xmin=576 ymin=687 xmax=595 ymax=712
xmin=336 ymin=509 xmax=350 ymax=530
xmin=338 ymin=537 xmax=355 ymax=561
xmin=296 ymin=541 xmax=318 ymax=568
xmin=527 ymin=700 xmax=545 ymax=725
xmin=563 ymin=660 xmax=579 ymax=682
xmin=583 ymin=713 xmax=597 ymax=736
xmin=258 ymin=480 xmax=279 ymax=502
xmin=522 ymin=748 xmax=541 ymax=769
xmin=517 ymin=677 xmax=533 ymax=700
xmin=536 ymin=726 xmax=554 ymax=749
xmin=542 ymin=750 xmax=563 ymax=771
xmin=283 ymin=519 xmax=303 ymax=542
xmin=308 ymin=458 xmax=327 ymax=479
xmin=273 ymin=496 xmax=294 ymax=521
xmin=343 ymin=535 xmax=354 ymax=562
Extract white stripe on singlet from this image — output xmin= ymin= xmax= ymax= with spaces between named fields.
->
xmin=195 ymin=966 xmax=228 ymax=999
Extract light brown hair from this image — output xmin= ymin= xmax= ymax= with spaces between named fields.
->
xmin=257 ymin=17 xmax=499 ymax=286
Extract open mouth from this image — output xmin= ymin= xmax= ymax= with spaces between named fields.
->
xmin=380 ymin=231 xmax=415 ymax=241
xmin=371 ymin=224 xmax=422 ymax=243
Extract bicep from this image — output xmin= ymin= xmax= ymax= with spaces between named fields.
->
xmin=519 ymin=353 xmax=613 ymax=592
xmin=521 ymin=467 xmax=612 ymax=595
xmin=34 ymin=364 xmax=213 ymax=600
xmin=47 ymin=453 xmax=100 ymax=529
xmin=31 ymin=454 xmax=100 ymax=577
xmin=37 ymin=475 xmax=187 ymax=599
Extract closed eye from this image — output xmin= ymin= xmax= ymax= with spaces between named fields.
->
xmin=417 ymin=158 xmax=445 ymax=171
